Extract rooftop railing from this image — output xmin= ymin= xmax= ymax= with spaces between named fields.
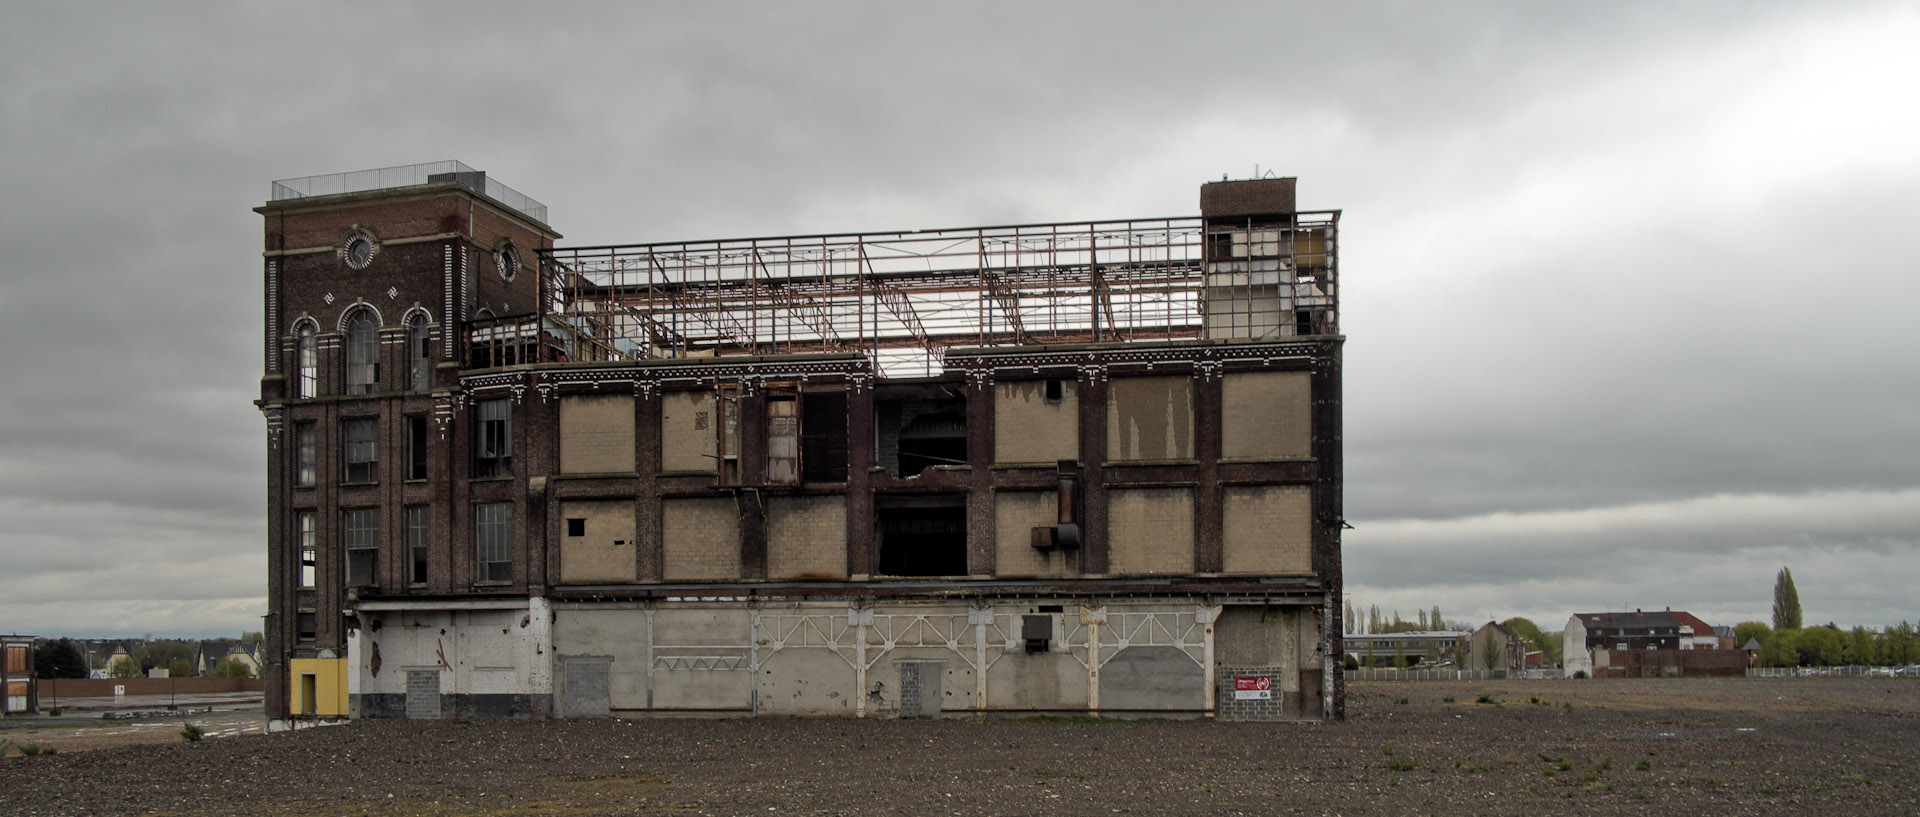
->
xmin=269 ymin=160 xmax=548 ymax=223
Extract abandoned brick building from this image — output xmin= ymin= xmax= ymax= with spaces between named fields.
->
xmin=255 ymin=161 xmax=1345 ymax=723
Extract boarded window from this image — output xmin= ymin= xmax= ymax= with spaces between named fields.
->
xmin=1106 ymin=377 xmax=1193 ymax=461
xmin=4 ymin=645 xmax=25 ymax=673
xmin=659 ymin=391 xmax=718 ymax=474
xmin=560 ymin=395 xmax=635 ymax=474
xmin=767 ymin=397 xmax=798 ymax=485
xmin=1221 ymin=371 xmax=1311 ymax=460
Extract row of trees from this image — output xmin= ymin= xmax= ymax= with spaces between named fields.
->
xmin=1342 ymin=601 xmax=1448 ymax=634
xmin=1735 ymin=620 xmax=1920 ymax=668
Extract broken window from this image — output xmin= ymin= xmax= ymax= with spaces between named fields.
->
xmin=801 ymin=390 xmax=849 ymax=482
xmin=407 ymin=505 xmax=428 ymax=585
xmin=406 ymin=416 xmax=429 ymax=481
xmin=475 ymin=502 xmax=513 ymax=582
xmin=296 ymin=613 xmax=316 ymax=644
xmin=295 ymin=510 xmax=316 ymax=588
xmin=294 ymin=322 xmax=318 ymax=398
xmin=408 ymin=314 xmax=431 ymax=391
xmin=473 ymin=399 xmax=512 ymax=478
xmin=875 ymin=495 xmax=968 ymax=577
xmin=344 ymin=307 xmax=379 ymax=394
xmin=294 ymin=422 xmax=316 ymax=487
xmin=342 ymin=418 xmax=377 ymax=483
xmin=343 ymin=508 xmax=377 ymax=588
xmin=875 ymin=384 xmax=967 ymax=476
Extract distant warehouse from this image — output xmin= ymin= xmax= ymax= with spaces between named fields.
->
xmin=254 ymin=163 xmax=1345 ymax=723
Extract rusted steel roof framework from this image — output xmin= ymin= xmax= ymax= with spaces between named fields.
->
xmin=538 ymin=212 xmax=1338 ymax=376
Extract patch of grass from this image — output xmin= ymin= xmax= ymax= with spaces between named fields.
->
xmin=1543 ymin=770 xmax=1557 ymax=778
xmin=16 ymin=744 xmax=57 ymax=757
xmin=1563 ymin=702 xmax=1574 ymax=711
xmin=1631 ymin=788 xmax=1648 ymax=800
xmin=1581 ymin=771 xmax=1604 ymax=784
xmin=1842 ymin=773 xmax=1873 ymax=785
xmin=1382 ymin=745 xmax=1395 ymax=757
xmin=1475 ymin=695 xmax=1497 ymax=705
xmin=1707 ymin=776 xmax=1724 ymax=787
xmin=180 ymin=723 xmax=204 ymax=742
xmin=1460 ymin=761 xmax=1495 ymax=773
xmin=1394 ymin=697 xmax=1409 ymax=706
xmin=1758 ymin=787 xmax=1780 ymax=796
xmin=1032 ymin=766 xmax=1058 ymax=778
xmin=1442 ymin=696 xmax=1456 ymax=703
xmin=1597 ymin=756 xmax=1613 ymax=772
xmin=1529 ymin=696 xmax=1542 ymax=705
xmin=1538 ymin=753 xmax=1562 ymax=764
xmin=1584 ymin=780 xmax=1612 ymax=793
xmin=1069 ymin=770 xmax=1095 ymax=781
xmin=1389 ymin=757 xmax=1416 ymax=772
xmin=1635 ymin=759 xmax=1651 ymax=772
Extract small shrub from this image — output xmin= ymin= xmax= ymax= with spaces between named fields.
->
xmin=1597 ymin=756 xmax=1613 ymax=772
xmin=1390 ymin=757 xmax=1416 ymax=772
xmin=1442 ymin=696 xmax=1456 ymax=703
xmin=1529 ymin=696 xmax=1541 ymax=705
xmin=181 ymin=723 xmax=204 ymax=742
xmin=1382 ymin=745 xmax=1395 ymax=757
xmin=17 ymin=744 xmax=56 ymax=757
xmin=1842 ymin=773 xmax=1873 ymax=785
xmin=1543 ymin=769 xmax=1557 ymax=778
xmin=1635 ymin=759 xmax=1651 ymax=772
xmin=1475 ymin=695 xmax=1496 ymax=704
xmin=1032 ymin=766 xmax=1058 ymax=778
xmin=1572 ymin=670 xmax=1589 ymax=679
xmin=1585 ymin=781 xmax=1612 ymax=793
xmin=1394 ymin=697 xmax=1409 ymax=706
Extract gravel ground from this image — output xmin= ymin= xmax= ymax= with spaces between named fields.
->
xmin=3 ymin=677 xmax=1916 ymax=816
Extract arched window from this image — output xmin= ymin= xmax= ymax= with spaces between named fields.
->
xmin=295 ymin=322 xmax=318 ymax=398
xmin=344 ymin=307 xmax=379 ymax=395
xmin=407 ymin=313 xmax=431 ymax=391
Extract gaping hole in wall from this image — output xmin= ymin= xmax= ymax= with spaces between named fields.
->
xmin=801 ymin=390 xmax=849 ymax=482
xmin=875 ymin=494 xmax=967 ymax=577
xmin=875 ymin=382 xmax=967 ymax=477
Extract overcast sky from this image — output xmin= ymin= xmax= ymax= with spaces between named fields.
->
xmin=2 ymin=2 xmax=1914 ymax=638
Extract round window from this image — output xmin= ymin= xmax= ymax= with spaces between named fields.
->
xmin=342 ymin=230 xmax=378 ymax=270
xmin=495 ymin=246 xmax=519 ymax=281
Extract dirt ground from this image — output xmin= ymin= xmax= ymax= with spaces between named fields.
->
xmin=2 ymin=677 xmax=1916 ymax=816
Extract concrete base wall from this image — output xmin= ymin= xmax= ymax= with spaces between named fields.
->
xmin=344 ymin=596 xmax=1331 ymax=720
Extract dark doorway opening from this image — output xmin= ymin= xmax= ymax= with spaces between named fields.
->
xmin=875 ymin=495 xmax=967 ymax=576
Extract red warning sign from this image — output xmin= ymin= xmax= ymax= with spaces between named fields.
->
xmin=1233 ymin=675 xmax=1272 ymax=700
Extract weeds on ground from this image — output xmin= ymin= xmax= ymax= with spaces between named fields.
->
xmin=1394 ymin=697 xmax=1409 ymax=706
xmin=1390 ymin=757 xmax=1416 ymax=772
xmin=1842 ymin=773 xmax=1873 ymax=786
xmin=1032 ymin=766 xmax=1058 ymax=778
xmin=1475 ymin=695 xmax=1497 ymax=705
xmin=1442 ymin=696 xmax=1456 ymax=703
xmin=1635 ymin=759 xmax=1652 ymax=772
xmin=15 ymin=744 xmax=57 ymax=757
xmin=181 ymin=723 xmax=204 ymax=742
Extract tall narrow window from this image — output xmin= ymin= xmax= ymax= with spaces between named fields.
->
xmin=343 ymin=508 xmax=377 ymax=587
xmin=406 ymin=416 xmax=429 ymax=481
xmin=407 ymin=505 xmax=429 ymax=585
xmin=344 ymin=307 xmax=378 ymax=395
xmin=408 ymin=314 xmax=431 ymax=391
xmin=475 ymin=502 xmax=513 ymax=582
xmin=295 ymin=323 xmax=318 ymax=398
xmin=296 ymin=510 xmax=316 ymax=588
xmin=474 ymin=399 xmax=512 ymax=477
xmin=294 ymin=422 xmax=316 ymax=488
xmin=343 ymin=418 xmax=377 ymax=483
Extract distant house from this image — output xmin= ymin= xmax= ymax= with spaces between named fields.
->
xmin=1564 ymin=609 xmax=1733 ymax=678
xmin=2 ymin=634 xmax=35 ymax=715
xmin=1463 ymin=621 xmax=1525 ymax=675
xmin=1342 ymin=631 xmax=1469 ymax=667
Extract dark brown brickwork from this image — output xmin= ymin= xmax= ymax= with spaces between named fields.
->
xmin=258 ymin=173 xmax=1343 ymax=720
xmin=1200 ymin=177 xmax=1297 ymax=218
